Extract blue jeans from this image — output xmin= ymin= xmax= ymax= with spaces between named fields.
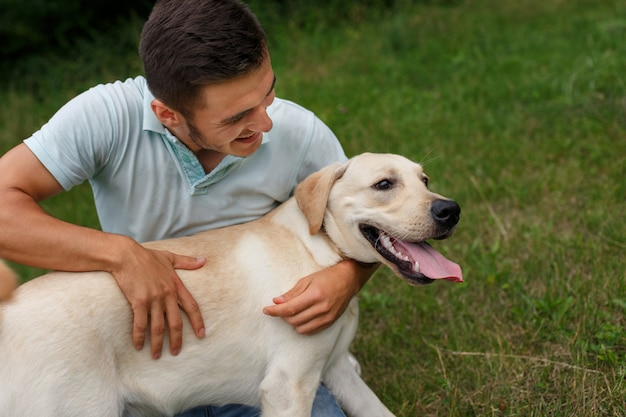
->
xmin=175 ymin=384 xmax=345 ymax=417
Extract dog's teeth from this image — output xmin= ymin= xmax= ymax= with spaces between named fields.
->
xmin=380 ymin=234 xmax=411 ymax=261
xmin=413 ymin=261 xmax=420 ymax=272
xmin=381 ymin=235 xmax=394 ymax=254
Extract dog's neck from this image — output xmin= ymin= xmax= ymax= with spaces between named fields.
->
xmin=268 ymin=198 xmax=344 ymax=268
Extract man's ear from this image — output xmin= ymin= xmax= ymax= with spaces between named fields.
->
xmin=151 ymin=99 xmax=184 ymax=129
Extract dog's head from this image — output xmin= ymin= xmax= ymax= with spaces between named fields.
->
xmin=295 ymin=153 xmax=463 ymax=285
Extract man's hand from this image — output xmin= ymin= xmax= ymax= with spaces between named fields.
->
xmin=263 ymin=260 xmax=378 ymax=334
xmin=111 ymin=243 xmax=206 ymax=359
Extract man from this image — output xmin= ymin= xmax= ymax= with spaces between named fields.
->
xmin=0 ymin=0 xmax=375 ymax=416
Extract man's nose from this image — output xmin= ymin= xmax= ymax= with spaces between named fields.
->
xmin=249 ymin=105 xmax=273 ymax=132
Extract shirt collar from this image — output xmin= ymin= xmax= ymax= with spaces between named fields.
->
xmin=142 ymin=86 xmax=166 ymax=134
xmin=142 ymin=81 xmax=271 ymax=195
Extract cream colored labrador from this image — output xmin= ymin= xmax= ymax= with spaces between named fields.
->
xmin=0 ymin=153 xmax=463 ymax=417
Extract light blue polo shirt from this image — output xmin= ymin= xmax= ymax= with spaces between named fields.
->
xmin=25 ymin=76 xmax=346 ymax=242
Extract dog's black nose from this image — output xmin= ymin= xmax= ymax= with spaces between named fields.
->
xmin=431 ymin=199 xmax=460 ymax=228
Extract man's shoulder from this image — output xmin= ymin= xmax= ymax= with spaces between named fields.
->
xmin=266 ymin=97 xmax=330 ymax=141
xmin=88 ymin=76 xmax=147 ymax=101
xmin=268 ymin=97 xmax=314 ymax=121
xmin=260 ymin=97 xmax=345 ymax=170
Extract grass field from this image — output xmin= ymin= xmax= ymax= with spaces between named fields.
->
xmin=1 ymin=0 xmax=625 ymax=415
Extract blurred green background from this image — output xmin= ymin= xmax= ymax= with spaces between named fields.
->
xmin=1 ymin=0 xmax=625 ymax=415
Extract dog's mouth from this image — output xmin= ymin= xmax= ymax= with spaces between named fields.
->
xmin=359 ymin=224 xmax=463 ymax=285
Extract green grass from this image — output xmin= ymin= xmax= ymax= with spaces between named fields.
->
xmin=2 ymin=0 xmax=625 ymax=415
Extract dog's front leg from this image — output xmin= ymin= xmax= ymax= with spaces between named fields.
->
xmin=259 ymin=366 xmax=320 ymax=417
xmin=323 ymin=353 xmax=396 ymax=417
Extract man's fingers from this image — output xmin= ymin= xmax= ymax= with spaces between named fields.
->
xmin=266 ymin=303 xmax=332 ymax=335
xmin=167 ymin=255 xmax=206 ymax=340
xmin=171 ymin=254 xmax=206 ymax=271
xmin=132 ymin=304 xmax=148 ymax=352
xmin=270 ymin=277 xmax=310 ymax=305
xmin=149 ymin=303 xmax=166 ymax=359
xmin=263 ymin=293 xmax=316 ymax=319
xmin=164 ymin=296 xmax=184 ymax=356
xmin=263 ymin=282 xmax=313 ymax=319
xmin=176 ymin=282 xmax=205 ymax=339
xmin=293 ymin=316 xmax=333 ymax=335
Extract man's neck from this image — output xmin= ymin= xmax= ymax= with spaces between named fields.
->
xmin=195 ymin=149 xmax=226 ymax=174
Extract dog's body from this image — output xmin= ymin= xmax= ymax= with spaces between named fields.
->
xmin=0 ymin=153 xmax=462 ymax=417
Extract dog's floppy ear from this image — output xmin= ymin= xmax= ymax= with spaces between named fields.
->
xmin=295 ymin=161 xmax=348 ymax=235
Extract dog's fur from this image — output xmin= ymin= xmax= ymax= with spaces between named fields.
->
xmin=0 ymin=153 xmax=462 ymax=417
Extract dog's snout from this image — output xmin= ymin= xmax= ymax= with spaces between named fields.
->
xmin=431 ymin=199 xmax=460 ymax=228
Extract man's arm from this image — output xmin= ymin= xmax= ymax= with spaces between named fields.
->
xmin=0 ymin=144 xmax=205 ymax=358
xmin=0 ymin=260 xmax=17 ymax=301
xmin=263 ymin=259 xmax=379 ymax=334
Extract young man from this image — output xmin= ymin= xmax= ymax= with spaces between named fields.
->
xmin=0 ymin=0 xmax=375 ymax=416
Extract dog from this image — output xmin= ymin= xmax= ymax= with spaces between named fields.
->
xmin=0 ymin=153 xmax=463 ymax=417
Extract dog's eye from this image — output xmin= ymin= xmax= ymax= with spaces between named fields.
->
xmin=373 ymin=179 xmax=394 ymax=190
xmin=422 ymin=176 xmax=429 ymax=188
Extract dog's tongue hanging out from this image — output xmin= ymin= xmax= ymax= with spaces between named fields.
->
xmin=414 ymin=242 xmax=463 ymax=282
xmin=393 ymin=240 xmax=463 ymax=282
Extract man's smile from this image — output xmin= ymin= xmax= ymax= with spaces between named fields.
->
xmin=235 ymin=131 xmax=262 ymax=144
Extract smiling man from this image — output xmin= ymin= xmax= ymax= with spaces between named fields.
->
xmin=0 ymin=0 xmax=375 ymax=416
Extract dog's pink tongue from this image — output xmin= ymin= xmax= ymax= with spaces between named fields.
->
xmin=412 ymin=242 xmax=463 ymax=282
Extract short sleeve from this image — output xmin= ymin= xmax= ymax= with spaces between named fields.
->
xmin=24 ymin=80 xmax=140 ymax=191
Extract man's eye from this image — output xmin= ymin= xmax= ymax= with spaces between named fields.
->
xmin=228 ymin=114 xmax=246 ymax=124
xmin=373 ymin=179 xmax=394 ymax=190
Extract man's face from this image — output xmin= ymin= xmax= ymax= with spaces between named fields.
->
xmin=177 ymin=57 xmax=276 ymax=157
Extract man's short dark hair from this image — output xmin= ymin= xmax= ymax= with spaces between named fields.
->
xmin=139 ymin=0 xmax=267 ymax=118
